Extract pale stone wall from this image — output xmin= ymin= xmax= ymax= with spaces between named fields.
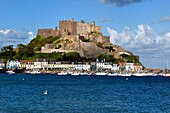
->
xmin=41 ymin=47 xmax=75 ymax=53
xmin=45 ymin=44 xmax=56 ymax=49
xmin=59 ymin=20 xmax=77 ymax=35
xmin=37 ymin=29 xmax=60 ymax=38
xmin=77 ymin=22 xmax=88 ymax=37
xmin=63 ymin=35 xmax=79 ymax=42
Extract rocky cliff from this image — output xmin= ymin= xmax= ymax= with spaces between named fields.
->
xmin=40 ymin=34 xmax=134 ymax=59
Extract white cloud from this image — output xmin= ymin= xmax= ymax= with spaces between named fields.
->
xmin=0 ymin=29 xmax=35 ymax=48
xmin=159 ymin=16 xmax=170 ymax=22
xmin=107 ymin=24 xmax=170 ymax=68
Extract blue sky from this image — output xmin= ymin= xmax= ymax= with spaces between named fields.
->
xmin=0 ymin=0 xmax=170 ymax=69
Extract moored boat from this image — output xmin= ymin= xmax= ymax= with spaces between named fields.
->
xmin=30 ymin=70 xmax=42 ymax=74
xmin=6 ymin=70 xmax=15 ymax=74
xmin=71 ymin=72 xmax=80 ymax=76
xmin=121 ymin=73 xmax=132 ymax=76
xmin=95 ymin=72 xmax=107 ymax=76
xmin=57 ymin=71 xmax=69 ymax=75
xmin=107 ymin=73 xmax=118 ymax=76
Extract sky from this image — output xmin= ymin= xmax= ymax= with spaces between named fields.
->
xmin=0 ymin=0 xmax=170 ymax=69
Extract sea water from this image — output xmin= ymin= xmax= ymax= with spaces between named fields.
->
xmin=0 ymin=74 xmax=169 ymax=113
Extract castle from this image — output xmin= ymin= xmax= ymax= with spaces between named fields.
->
xmin=37 ymin=18 xmax=110 ymax=44
xmin=37 ymin=18 xmax=131 ymax=58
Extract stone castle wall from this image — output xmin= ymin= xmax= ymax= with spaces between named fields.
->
xmin=37 ymin=29 xmax=60 ymax=38
xmin=59 ymin=19 xmax=77 ymax=36
xmin=38 ymin=18 xmax=102 ymax=38
xmin=41 ymin=47 xmax=76 ymax=53
xmin=63 ymin=35 xmax=79 ymax=42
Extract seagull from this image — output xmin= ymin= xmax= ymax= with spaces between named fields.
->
xmin=126 ymin=78 xmax=128 ymax=80
xmin=23 ymin=78 xmax=25 ymax=81
xmin=44 ymin=90 xmax=48 ymax=95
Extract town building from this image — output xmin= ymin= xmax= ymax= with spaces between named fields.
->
xmin=20 ymin=60 xmax=34 ymax=69
xmin=126 ymin=63 xmax=134 ymax=71
xmin=0 ymin=60 xmax=5 ymax=69
xmin=6 ymin=60 xmax=20 ymax=69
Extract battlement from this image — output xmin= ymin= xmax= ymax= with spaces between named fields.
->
xmin=38 ymin=18 xmax=102 ymax=38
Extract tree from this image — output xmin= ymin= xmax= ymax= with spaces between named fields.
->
xmin=63 ymin=52 xmax=81 ymax=61
xmin=13 ymin=44 xmax=35 ymax=59
xmin=0 ymin=45 xmax=16 ymax=60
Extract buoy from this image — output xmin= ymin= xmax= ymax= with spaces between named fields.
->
xmin=44 ymin=90 xmax=48 ymax=95
xmin=126 ymin=78 xmax=128 ymax=80
xmin=23 ymin=78 xmax=25 ymax=81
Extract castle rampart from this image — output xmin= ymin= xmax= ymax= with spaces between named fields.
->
xmin=38 ymin=18 xmax=102 ymax=38
xmin=37 ymin=29 xmax=60 ymax=38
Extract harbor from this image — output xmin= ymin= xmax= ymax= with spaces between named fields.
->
xmin=1 ymin=59 xmax=169 ymax=77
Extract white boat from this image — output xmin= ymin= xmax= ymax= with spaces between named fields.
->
xmin=107 ymin=73 xmax=118 ymax=76
xmin=6 ymin=70 xmax=15 ymax=74
xmin=79 ymin=72 xmax=87 ymax=76
xmin=95 ymin=72 xmax=107 ymax=76
xmin=145 ymin=73 xmax=155 ymax=76
xmin=71 ymin=72 xmax=80 ymax=76
xmin=121 ymin=73 xmax=132 ymax=76
xmin=30 ymin=70 xmax=42 ymax=74
xmin=58 ymin=71 xmax=68 ymax=75
xmin=133 ymin=73 xmax=147 ymax=76
xmin=87 ymin=72 xmax=92 ymax=76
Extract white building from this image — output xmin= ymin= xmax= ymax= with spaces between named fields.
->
xmin=0 ymin=61 xmax=5 ymax=69
xmin=33 ymin=59 xmax=48 ymax=70
xmin=126 ymin=63 xmax=134 ymax=71
xmin=6 ymin=60 xmax=20 ymax=69
xmin=96 ymin=62 xmax=114 ymax=70
xmin=112 ymin=64 xmax=118 ymax=71
xmin=74 ymin=64 xmax=90 ymax=71
xmin=96 ymin=62 xmax=105 ymax=69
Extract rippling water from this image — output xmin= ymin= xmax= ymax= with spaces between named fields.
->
xmin=0 ymin=74 xmax=169 ymax=113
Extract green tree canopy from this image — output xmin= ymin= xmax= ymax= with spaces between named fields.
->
xmin=0 ymin=45 xmax=16 ymax=60
xmin=63 ymin=52 xmax=81 ymax=61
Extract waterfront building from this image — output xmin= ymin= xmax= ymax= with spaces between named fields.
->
xmin=74 ymin=63 xmax=90 ymax=71
xmin=6 ymin=60 xmax=20 ymax=69
xmin=34 ymin=59 xmax=48 ymax=70
xmin=20 ymin=60 xmax=34 ymax=69
xmin=0 ymin=60 xmax=5 ymax=69
xmin=134 ymin=63 xmax=143 ymax=72
xmin=53 ymin=61 xmax=71 ymax=70
xmin=96 ymin=61 xmax=117 ymax=71
xmin=112 ymin=64 xmax=118 ymax=71
xmin=48 ymin=61 xmax=56 ymax=70
xmin=118 ymin=62 xmax=126 ymax=72
xmin=90 ymin=62 xmax=96 ymax=71
xmin=96 ymin=62 xmax=105 ymax=70
xmin=126 ymin=63 xmax=134 ymax=71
